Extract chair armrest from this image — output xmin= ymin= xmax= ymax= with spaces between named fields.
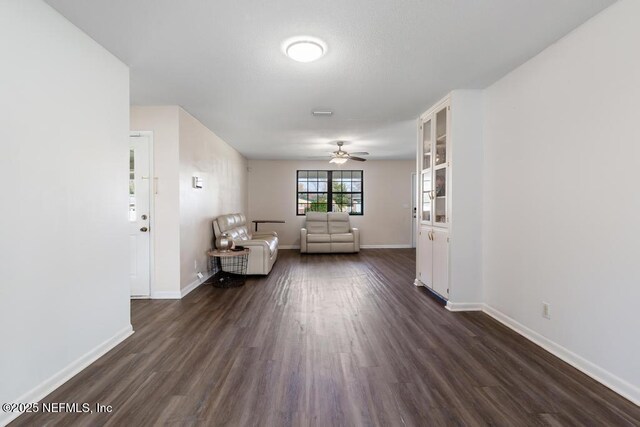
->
xmin=236 ymin=239 xmax=269 ymax=262
xmin=253 ymin=231 xmax=278 ymax=238
xmin=300 ymin=228 xmax=308 ymax=253
xmin=351 ymin=228 xmax=360 ymax=252
xmin=238 ymin=239 xmax=268 ymax=249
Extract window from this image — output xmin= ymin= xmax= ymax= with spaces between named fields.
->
xmin=297 ymin=170 xmax=363 ymax=215
xmin=129 ymin=149 xmax=136 ymax=221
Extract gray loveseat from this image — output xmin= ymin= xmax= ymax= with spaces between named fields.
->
xmin=300 ymin=212 xmax=360 ymax=253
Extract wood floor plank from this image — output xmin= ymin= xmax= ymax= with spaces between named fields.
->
xmin=11 ymin=249 xmax=640 ymax=426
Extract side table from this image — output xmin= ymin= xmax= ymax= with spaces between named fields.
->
xmin=251 ymin=220 xmax=285 ymax=232
xmin=206 ymin=248 xmax=250 ymax=288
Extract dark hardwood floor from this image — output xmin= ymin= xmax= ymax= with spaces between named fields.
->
xmin=13 ymin=249 xmax=640 ymax=426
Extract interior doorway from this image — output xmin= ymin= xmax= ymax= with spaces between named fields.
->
xmin=129 ymin=132 xmax=153 ymax=297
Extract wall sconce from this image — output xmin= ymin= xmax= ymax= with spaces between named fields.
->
xmin=193 ymin=176 xmax=203 ymax=189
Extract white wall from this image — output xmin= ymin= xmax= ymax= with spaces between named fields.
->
xmin=449 ymin=91 xmax=484 ymax=304
xmin=178 ymin=109 xmax=248 ymax=289
xmin=0 ymin=0 xmax=131 ymax=423
xmin=483 ymin=0 xmax=640 ymax=402
xmin=130 ymin=106 xmax=182 ymax=295
xmin=131 ymin=106 xmax=248 ymax=295
xmin=247 ymin=160 xmax=415 ymax=247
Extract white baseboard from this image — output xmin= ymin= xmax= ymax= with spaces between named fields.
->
xmin=181 ymin=272 xmax=214 ymax=298
xmin=436 ymin=301 xmax=639 ymax=405
xmin=1 ymin=325 xmax=134 ymax=426
xmin=446 ymin=302 xmax=484 ymax=312
xmin=481 ymin=304 xmax=640 ymax=406
xmin=279 ymin=244 xmax=412 ymax=250
xmin=360 ymin=244 xmax=412 ymax=249
xmin=149 ymin=290 xmax=182 ymax=299
xmin=149 ymin=272 xmax=214 ymax=300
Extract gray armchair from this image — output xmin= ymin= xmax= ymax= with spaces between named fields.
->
xmin=213 ymin=213 xmax=278 ymax=275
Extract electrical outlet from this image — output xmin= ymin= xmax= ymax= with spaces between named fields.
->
xmin=194 ymin=260 xmax=198 ymax=271
xmin=197 ymin=272 xmax=204 ymax=280
xmin=542 ymin=302 xmax=551 ymax=319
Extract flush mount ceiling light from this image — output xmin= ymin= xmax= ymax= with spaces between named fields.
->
xmin=283 ymin=37 xmax=326 ymax=62
xmin=286 ymin=41 xmax=323 ymax=62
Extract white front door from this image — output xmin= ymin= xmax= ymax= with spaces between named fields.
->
xmin=129 ymin=134 xmax=151 ymax=297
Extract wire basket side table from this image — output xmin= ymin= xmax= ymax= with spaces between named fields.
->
xmin=206 ymin=248 xmax=250 ymax=288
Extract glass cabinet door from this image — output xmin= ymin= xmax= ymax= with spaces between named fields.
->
xmin=434 ymin=105 xmax=448 ymax=225
xmin=421 ymin=171 xmax=432 ymax=222
xmin=435 ymin=107 xmax=447 ymax=166
xmin=421 ymin=117 xmax=433 ymax=224
xmin=434 ymin=168 xmax=447 ymax=224
xmin=422 ymin=119 xmax=432 ymax=171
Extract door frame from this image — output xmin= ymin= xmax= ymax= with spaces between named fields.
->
xmin=130 ymin=131 xmax=155 ymax=298
xmin=411 ymin=172 xmax=417 ymax=248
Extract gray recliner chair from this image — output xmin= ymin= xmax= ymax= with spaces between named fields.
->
xmin=300 ymin=212 xmax=360 ymax=253
xmin=213 ymin=213 xmax=278 ymax=275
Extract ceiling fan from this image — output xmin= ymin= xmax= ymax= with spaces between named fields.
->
xmin=329 ymin=141 xmax=369 ymax=164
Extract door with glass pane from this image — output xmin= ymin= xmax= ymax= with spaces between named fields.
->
xmin=129 ymin=134 xmax=151 ymax=297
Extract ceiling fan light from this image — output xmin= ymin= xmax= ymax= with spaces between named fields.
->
xmin=330 ymin=157 xmax=348 ymax=165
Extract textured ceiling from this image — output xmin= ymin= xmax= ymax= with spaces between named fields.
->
xmin=45 ymin=0 xmax=614 ymax=160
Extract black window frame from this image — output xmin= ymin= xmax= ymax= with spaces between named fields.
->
xmin=296 ymin=170 xmax=364 ymax=216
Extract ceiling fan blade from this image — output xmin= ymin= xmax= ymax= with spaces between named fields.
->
xmin=349 ymin=152 xmax=369 ymax=156
xmin=349 ymin=156 xmax=367 ymax=162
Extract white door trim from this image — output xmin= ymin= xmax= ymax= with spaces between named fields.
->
xmin=130 ymin=131 xmax=155 ymax=298
xmin=411 ymin=172 xmax=417 ymax=248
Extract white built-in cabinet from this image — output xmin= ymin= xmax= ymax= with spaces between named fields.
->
xmin=414 ymin=91 xmax=483 ymax=309
xmin=416 ymin=98 xmax=450 ymax=298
